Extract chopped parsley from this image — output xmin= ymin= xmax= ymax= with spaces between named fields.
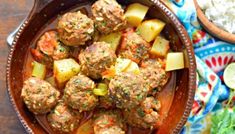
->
xmin=137 ymin=108 xmax=145 ymax=117
xmin=59 ymin=46 xmax=65 ymax=52
xmin=101 ymin=21 xmax=107 ymax=26
xmin=137 ymin=94 xmax=143 ymax=100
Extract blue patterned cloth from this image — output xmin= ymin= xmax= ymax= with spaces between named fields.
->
xmin=164 ymin=0 xmax=235 ymax=133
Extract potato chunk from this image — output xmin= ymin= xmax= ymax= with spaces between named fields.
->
xmin=54 ymin=58 xmax=80 ymax=86
xmin=137 ymin=19 xmax=165 ymax=42
xmin=125 ymin=3 xmax=149 ymax=27
xmin=99 ymin=32 xmax=122 ymax=51
xmin=115 ymin=58 xmax=132 ymax=73
xmin=124 ymin=61 xmax=140 ymax=74
xmin=150 ymin=36 xmax=170 ymax=57
xmin=115 ymin=58 xmax=140 ymax=74
xmin=165 ymin=52 xmax=184 ymax=71
xmin=102 ymin=58 xmax=140 ymax=79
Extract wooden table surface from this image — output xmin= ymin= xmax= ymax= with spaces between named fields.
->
xmin=0 ymin=0 xmax=33 ymax=133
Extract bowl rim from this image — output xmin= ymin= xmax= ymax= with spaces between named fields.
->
xmin=193 ymin=0 xmax=235 ymax=43
xmin=149 ymin=0 xmax=196 ymax=133
xmin=6 ymin=0 xmax=196 ymax=133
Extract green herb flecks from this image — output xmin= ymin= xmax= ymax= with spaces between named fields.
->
xmin=137 ymin=108 xmax=145 ymax=117
xmin=59 ymin=46 xmax=66 ymax=52
xmin=137 ymin=94 xmax=143 ymax=101
xmin=101 ymin=21 xmax=107 ymax=27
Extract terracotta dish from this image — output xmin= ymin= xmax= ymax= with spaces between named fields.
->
xmin=194 ymin=0 xmax=235 ymax=43
xmin=6 ymin=0 xmax=196 ymax=133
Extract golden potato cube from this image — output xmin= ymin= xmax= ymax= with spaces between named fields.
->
xmin=115 ymin=58 xmax=132 ymax=73
xmin=125 ymin=3 xmax=149 ymax=27
xmin=123 ymin=61 xmax=140 ymax=74
xmin=150 ymin=36 xmax=170 ymax=57
xmin=113 ymin=58 xmax=140 ymax=74
xmin=99 ymin=32 xmax=122 ymax=51
xmin=54 ymin=58 xmax=80 ymax=85
xmin=165 ymin=52 xmax=184 ymax=71
xmin=137 ymin=19 xmax=165 ymax=42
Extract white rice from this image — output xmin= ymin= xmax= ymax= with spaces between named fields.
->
xmin=197 ymin=0 xmax=235 ymax=34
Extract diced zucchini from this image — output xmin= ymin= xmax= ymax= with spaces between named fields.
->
xmin=93 ymin=83 xmax=108 ymax=96
xmin=54 ymin=58 xmax=80 ymax=86
xmin=150 ymin=36 xmax=170 ymax=57
xmin=93 ymin=88 xmax=108 ymax=96
xmin=97 ymin=83 xmax=108 ymax=90
xmin=137 ymin=19 xmax=166 ymax=42
xmin=99 ymin=32 xmax=122 ymax=51
xmin=165 ymin=52 xmax=184 ymax=71
xmin=124 ymin=3 xmax=149 ymax=27
xmin=31 ymin=61 xmax=46 ymax=79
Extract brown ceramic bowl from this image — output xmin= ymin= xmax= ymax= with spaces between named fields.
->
xmin=6 ymin=0 xmax=196 ymax=133
xmin=194 ymin=0 xmax=235 ymax=43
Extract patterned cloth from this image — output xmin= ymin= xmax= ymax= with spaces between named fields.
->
xmin=162 ymin=0 xmax=235 ymax=133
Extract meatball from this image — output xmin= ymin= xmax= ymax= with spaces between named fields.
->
xmin=57 ymin=11 xmax=94 ymax=46
xmin=79 ymin=42 xmax=117 ymax=79
xmin=141 ymin=59 xmax=169 ymax=91
xmin=123 ymin=97 xmax=161 ymax=129
xmin=21 ymin=77 xmax=60 ymax=114
xmin=91 ymin=0 xmax=126 ymax=34
xmin=109 ymin=72 xmax=149 ymax=109
xmin=47 ymin=101 xmax=82 ymax=132
xmin=119 ymin=29 xmax=150 ymax=63
xmin=93 ymin=110 xmax=126 ymax=134
xmin=31 ymin=31 xmax=69 ymax=66
xmin=99 ymin=95 xmax=114 ymax=109
xmin=37 ymin=31 xmax=69 ymax=60
xmin=63 ymin=74 xmax=98 ymax=112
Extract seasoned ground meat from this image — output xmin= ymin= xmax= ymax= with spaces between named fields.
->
xmin=141 ymin=59 xmax=169 ymax=91
xmin=63 ymin=74 xmax=98 ymax=112
xmin=123 ymin=97 xmax=161 ymax=129
xmin=47 ymin=101 xmax=82 ymax=132
xmin=93 ymin=110 xmax=126 ymax=134
xmin=119 ymin=29 xmax=150 ymax=63
xmin=79 ymin=42 xmax=116 ymax=79
xmin=57 ymin=11 xmax=94 ymax=46
xmin=21 ymin=77 xmax=60 ymax=114
xmin=99 ymin=95 xmax=114 ymax=109
xmin=31 ymin=31 xmax=69 ymax=66
xmin=91 ymin=0 xmax=126 ymax=34
xmin=109 ymin=72 xmax=149 ymax=109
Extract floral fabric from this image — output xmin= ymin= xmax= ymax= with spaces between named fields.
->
xmin=162 ymin=0 xmax=235 ymax=133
